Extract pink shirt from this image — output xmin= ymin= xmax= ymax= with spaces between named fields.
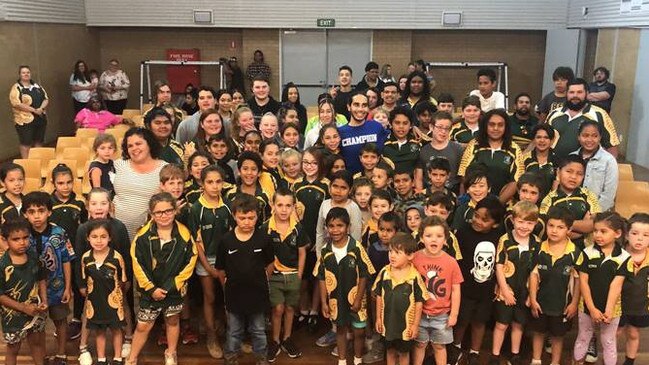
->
xmin=74 ymin=108 xmax=121 ymax=132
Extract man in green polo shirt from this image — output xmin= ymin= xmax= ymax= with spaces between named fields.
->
xmin=546 ymin=78 xmax=619 ymax=160
xmin=508 ymin=93 xmax=539 ymax=150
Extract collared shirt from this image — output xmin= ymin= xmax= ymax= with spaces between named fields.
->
xmin=372 ymin=264 xmax=427 ymax=341
xmin=540 ymin=186 xmax=601 ymax=221
xmin=361 ymin=218 xmax=379 ymax=249
xmin=81 ymin=248 xmax=127 ymax=326
xmin=0 ymin=193 xmax=22 ymax=224
xmin=183 ymin=178 xmax=202 ymax=205
xmin=382 ymin=136 xmax=421 ymax=174
xmin=0 ymin=252 xmax=44 ymax=332
xmin=508 ymin=113 xmax=539 ymax=150
xmin=532 ymin=239 xmax=583 ymax=316
xmin=577 ymin=243 xmax=631 ymax=317
xmin=572 ymin=147 xmax=618 ymax=211
xmin=264 ymin=215 xmax=310 ymax=272
xmin=99 ymin=70 xmax=130 ymax=101
xmin=496 ymin=232 xmax=539 ymax=302
xmin=50 ymin=192 xmax=88 ymax=245
xmin=9 ymin=82 xmax=48 ymax=125
xmin=458 ymin=139 xmax=525 ymax=196
xmin=188 ymin=195 xmax=233 ymax=257
xmin=622 ymin=251 xmax=649 ymax=316
xmin=450 ymin=119 xmax=478 ymax=144
xmin=29 ymin=223 xmax=75 ymax=306
xmin=160 ymin=139 xmax=185 ymax=168
xmin=522 ymin=149 xmax=559 ymax=199
xmin=451 ymin=199 xmax=477 ymax=231
xmin=293 ymin=177 xmax=329 ymax=245
xmin=547 ymin=103 xmax=620 ymax=159
xmin=225 ymin=184 xmax=271 ymax=224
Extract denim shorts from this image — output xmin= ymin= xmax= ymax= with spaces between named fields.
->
xmin=416 ymin=312 xmax=453 ymax=344
xmin=195 ymin=256 xmax=216 ymax=276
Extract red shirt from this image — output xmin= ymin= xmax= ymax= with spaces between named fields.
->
xmin=412 ymin=250 xmax=463 ymax=315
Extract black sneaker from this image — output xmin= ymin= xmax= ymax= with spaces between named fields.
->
xmin=96 ymin=361 xmax=108 ymax=365
xmin=281 ymin=337 xmax=302 ymax=358
xmin=307 ymin=314 xmax=318 ymax=333
xmin=507 ymin=353 xmax=522 ymax=365
xmin=488 ymin=354 xmax=499 ymax=365
xmin=468 ymin=352 xmax=480 ymax=365
xmin=112 ymin=360 xmax=124 ymax=365
xmin=68 ymin=320 xmax=81 ymax=340
xmin=267 ymin=340 xmax=281 ymax=363
xmin=446 ymin=344 xmax=461 ymax=365
xmin=585 ymin=336 xmax=598 ymax=363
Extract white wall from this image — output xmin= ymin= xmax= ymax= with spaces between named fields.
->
xmin=541 ymin=29 xmax=581 ymax=96
xmin=568 ymin=0 xmax=649 ymax=28
xmin=626 ymin=29 xmax=649 ymax=169
xmin=85 ymin=0 xmax=569 ymax=29
xmin=0 ymin=0 xmax=85 ymax=24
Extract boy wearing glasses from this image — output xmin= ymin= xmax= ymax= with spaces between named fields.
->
xmin=415 ymin=111 xmax=463 ymax=193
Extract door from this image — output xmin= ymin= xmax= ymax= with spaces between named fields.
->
xmin=166 ymin=49 xmax=201 ymax=93
xmin=281 ymin=30 xmax=373 ymax=107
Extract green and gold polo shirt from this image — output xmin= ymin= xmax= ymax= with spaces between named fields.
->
xmin=450 ymin=120 xmax=478 ymax=144
xmin=316 ymin=237 xmax=376 ymax=326
xmin=496 ymin=232 xmax=539 ymax=302
xmin=188 ymin=195 xmax=233 ymax=257
xmin=451 ymin=199 xmax=477 ymax=231
xmin=0 ymin=252 xmax=44 ymax=333
xmin=382 ymin=136 xmax=421 ymax=174
xmin=81 ymin=248 xmax=127 ymax=327
xmin=293 ymin=177 xmax=329 ymax=244
xmin=263 ymin=215 xmax=310 ymax=273
xmin=458 ymin=139 xmax=524 ymax=195
xmin=361 ymin=218 xmax=379 ymax=249
xmin=521 ymin=149 xmax=559 ymax=199
xmin=225 ymin=184 xmax=271 ymax=225
xmin=183 ymin=178 xmax=202 ymax=205
xmin=372 ymin=264 xmax=427 ymax=341
xmin=532 ymin=239 xmax=583 ymax=316
xmin=622 ymin=252 xmax=649 ymax=316
xmin=539 ymin=186 xmax=601 ymax=244
xmin=577 ymin=244 xmax=631 ymax=317
xmin=508 ymin=113 xmax=539 ymax=150
xmin=160 ymin=139 xmax=185 ymax=168
xmin=0 ymin=193 xmax=22 ymax=225
xmin=547 ymin=103 xmax=620 ymax=160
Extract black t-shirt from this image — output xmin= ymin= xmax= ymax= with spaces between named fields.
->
xmin=333 ymin=90 xmax=352 ymax=121
xmin=215 ymin=228 xmax=274 ymax=315
xmin=588 ymin=81 xmax=616 ymax=113
xmin=247 ymin=97 xmax=281 ymax=124
xmin=536 ymin=92 xmax=566 ymax=117
xmin=455 ymin=225 xmax=504 ymax=299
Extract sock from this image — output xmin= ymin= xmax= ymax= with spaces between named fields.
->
xmin=353 ymin=356 xmax=363 ymax=365
xmin=79 ymin=345 xmax=88 ymax=352
xmin=454 ymin=343 xmax=461 ymax=349
xmin=332 ymin=323 xmax=337 ymax=332
xmin=301 ymin=310 xmax=309 ymax=315
xmin=71 ymin=318 xmax=81 ymax=323
xmin=469 ymin=349 xmax=479 ymax=355
xmin=98 ymin=358 xmax=106 ymax=362
xmin=530 ymin=360 xmax=542 ymax=365
xmin=56 ymin=355 xmax=67 ymax=359
xmin=338 ymin=360 xmax=347 ymax=365
xmin=309 ymin=310 xmax=318 ymax=315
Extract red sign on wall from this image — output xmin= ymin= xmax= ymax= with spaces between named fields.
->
xmin=166 ymin=49 xmax=201 ymax=93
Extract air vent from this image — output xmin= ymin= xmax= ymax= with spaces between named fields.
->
xmin=193 ymin=10 xmax=213 ymax=24
xmin=442 ymin=11 xmax=462 ymax=27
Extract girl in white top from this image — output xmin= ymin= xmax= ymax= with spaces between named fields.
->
xmin=70 ymin=60 xmax=97 ymax=113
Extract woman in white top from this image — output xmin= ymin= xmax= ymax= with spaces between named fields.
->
xmin=113 ymin=127 xmax=167 ymax=239
xmin=304 ymin=99 xmax=339 ymax=149
xmin=70 ymin=60 xmax=97 ymax=114
xmin=99 ymin=58 xmax=130 ymax=115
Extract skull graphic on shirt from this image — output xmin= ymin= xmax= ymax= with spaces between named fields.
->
xmin=471 ymin=241 xmax=496 ymax=283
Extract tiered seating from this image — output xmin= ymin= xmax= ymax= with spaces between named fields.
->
xmin=614 ymin=164 xmax=649 ymax=218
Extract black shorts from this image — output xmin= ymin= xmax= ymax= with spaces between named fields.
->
xmin=385 ymin=339 xmax=413 ymax=353
xmin=494 ymin=301 xmax=530 ymax=325
xmin=529 ymin=314 xmax=572 ymax=337
xmin=15 ymin=116 xmax=46 ymax=145
xmin=458 ymin=294 xmax=493 ymax=324
xmin=619 ymin=314 xmax=649 ymax=328
xmin=304 ymin=250 xmax=317 ymax=280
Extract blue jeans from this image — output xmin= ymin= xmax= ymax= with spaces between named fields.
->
xmin=225 ymin=310 xmax=267 ymax=358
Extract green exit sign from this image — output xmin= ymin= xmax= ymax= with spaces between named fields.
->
xmin=317 ymin=18 xmax=335 ymax=27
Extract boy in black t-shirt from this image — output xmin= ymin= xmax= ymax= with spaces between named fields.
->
xmin=216 ymin=194 xmax=274 ymax=365
xmin=449 ymin=196 xmax=505 ymax=365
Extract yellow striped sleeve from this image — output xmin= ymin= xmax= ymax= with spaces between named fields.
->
xmin=174 ymin=237 xmax=198 ymax=291
xmin=513 ymin=145 xmax=525 ymax=181
xmin=584 ymin=188 xmax=602 ymax=214
xmin=600 ymin=109 xmax=620 ymax=146
xmin=130 ymin=227 xmax=155 ymax=292
xmin=539 ymin=191 xmax=555 ymax=215
xmin=458 ymin=139 xmax=476 ymax=177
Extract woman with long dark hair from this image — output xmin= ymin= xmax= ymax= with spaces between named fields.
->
xmin=398 ymin=70 xmax=431 ymax=118
xmin=281 ymin=82 xmax=308 ymax=134
xmin=458 ymin=109 xmax=524 ymax=202
xmin=70 ymin=60 xmax=96 ymax=113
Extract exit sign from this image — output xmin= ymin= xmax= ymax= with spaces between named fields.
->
xmin=317 ymin=18 xmax=335 ymax=27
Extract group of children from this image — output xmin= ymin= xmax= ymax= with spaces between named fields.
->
xmin=0 ymin=87 xmax=647 ymax=365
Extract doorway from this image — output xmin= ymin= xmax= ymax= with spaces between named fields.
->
xmin=281 ymin=29 xmax=372 ymax=106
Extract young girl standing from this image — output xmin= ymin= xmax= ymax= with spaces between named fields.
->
xmin=574 ymin=212 xmax=631 ymax=365
xmin=317 ymin=208 xmax=375 ymax=365
xmin=89 ymin=134 xmax=117 ymax=195
xmin=0 ymin=162 xmax=25 ymax=225
xmin=80 ymin=220 xmax=127 ymax=365
xmin=184 ymin=152 xmax=213 ymax=204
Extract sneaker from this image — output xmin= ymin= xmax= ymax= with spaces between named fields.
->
xmin=281 ymin=337 xmax=302 ymax=358
xmin=330 ymin=345 xmax=338 ymax=357
xmin=68 ymin=320 xmax=81 ymax=340
xmin=256 ymin=357 xmax=270 ymax=365
xmin=544 ymin=338 xmax=552 ymax=354
xmin=362 ymin=340 xmax=384 ymax=363
xmin=307 ymin=315 xmax=318 ymax=333
xmin=207 ymin=334 xmax=223 ymax=359
xmin=224 ymin=354 xmax=239 ymax=365
xmin=316 ymin=330 xmax=337 ymax=347
xmin=446 ymin=345 xmax=461 ymax=365
xmin=50 ymin=356 xmax=68 ymax=365
xmin=295 ymin=314 xmax=307 ymax=328
xmin=122 ymin=342 xmax=132 ymax=359
xmin=78 ymin=349 xmax=93 ymax=365
xmin=157 ymin=330 xmax=168 ymax=346
xmin=488 ymin=354 xmax=499 ymax=365
xmin=96 ymin=360 xmax=108 ymax=365
xmin=181 ymin=325 xmax=199 ymax=345
xmin=113 ymin=360 xmax=124 ymax=365
xmin=585 ymin=336 xmax=598 ymax=363
xmin=241 ymin=341 xmax=253 ymax=353
xmin=268 ymin=340 xmax=281 ymax=363
xmin=164 ymin=351 xmax=178 ymax=365
xmin=507 ymin=353 xmax=522 ymax=365
xmin=468 ymin=352 xmax=480 ymax=365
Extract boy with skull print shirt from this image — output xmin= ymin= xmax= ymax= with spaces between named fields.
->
xmin=452 ymin=196 xmax=506 ymax=362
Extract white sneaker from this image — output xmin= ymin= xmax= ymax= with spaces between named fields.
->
xmin=78 ymin=350 xmax=93 ymax=365
xmin=164 ymin=351 xmax=178 ymax=365
xmin=122 ymin=342 xmax=132 ymax=359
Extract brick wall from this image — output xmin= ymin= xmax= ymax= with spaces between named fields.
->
xmin=241 ymin=29 xmax=281 ymax=99
xmin=372 ymin=30 xmax=413 ymax=80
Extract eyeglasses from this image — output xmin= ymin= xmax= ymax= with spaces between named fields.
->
xmin=433 ymin=125 xmax=452 ymax=132
xmin=151 ymin=208 xmax=175 ymax=218
xmin=302 ymin=160 xmax=318 ymax=166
